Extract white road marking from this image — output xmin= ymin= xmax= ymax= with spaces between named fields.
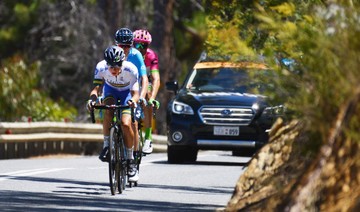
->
xmin=88 ymin=166 xmax=107 ymax=170
xmin=1 ymin=168 xmax=49 ymax=176
xmin=0 ymin=168 xmax=74 ymax=182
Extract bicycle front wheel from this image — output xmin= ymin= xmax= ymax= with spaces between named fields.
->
xmin=118 ymin=129 xmax=127 ymax=193
xmin=109 ymin=127 xmax=119 ymax=195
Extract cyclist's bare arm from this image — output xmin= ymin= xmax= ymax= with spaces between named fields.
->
xmin=149 ymin=71 xmax=160 ymax=100
xmin=139 ymin=75 xmax=149 ymax=100
xmin=89 ymin=85 xmax=101 ymax=101
xmin=129 ymin=90 xmax=140 ymax=107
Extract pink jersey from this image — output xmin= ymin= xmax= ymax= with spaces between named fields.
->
xmin=144 ymin=48 xmax=159 ymax=74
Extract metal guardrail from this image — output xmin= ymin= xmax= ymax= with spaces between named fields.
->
xmin=0 ymin=122 xmax=167 ymax=159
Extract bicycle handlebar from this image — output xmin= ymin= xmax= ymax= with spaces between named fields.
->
xmin=90 ymin=104 xmax=134 ymax=124
xmin=92 ymin=104 xmax=131 ymax=110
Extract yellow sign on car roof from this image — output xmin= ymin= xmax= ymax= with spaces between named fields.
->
xmin=194 ymin=62 xmax=268 ymax=70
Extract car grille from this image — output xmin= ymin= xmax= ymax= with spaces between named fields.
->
xmin=199 ymin=106 xmax=254 ymax=126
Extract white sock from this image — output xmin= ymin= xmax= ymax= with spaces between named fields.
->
xmin=103 ymin=136 xmax=110 ymax=148
xmin=126 ymin=148 xmax=134 ymax=160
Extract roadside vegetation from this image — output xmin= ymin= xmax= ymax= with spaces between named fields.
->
xmin=204 ymin=1 xmax=360 ymax=210
xmin=0 ymin=56 xmax=76 ymax=121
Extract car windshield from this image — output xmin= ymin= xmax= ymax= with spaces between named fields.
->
xmin=185 ymin=67 xmax=270 ymax=93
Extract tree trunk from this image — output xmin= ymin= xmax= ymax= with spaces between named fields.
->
xmin=152 ymin=0 xmax=178 ymax=135
xmin=97 ymin=0 xmax=123 ymax=34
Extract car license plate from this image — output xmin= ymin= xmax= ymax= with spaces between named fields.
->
xmin=213 ymin=126 xmax=239 ymax=136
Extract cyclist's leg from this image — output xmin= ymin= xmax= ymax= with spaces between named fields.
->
xmin=142 ymin=87 xmax=154 ymax=154
xmin=116 ymin=90 xmax=138 ymax=181
xmin=121 ymin=112 xmax=139 ymax=181
xmin=103 ymin=96 xmax=116 ymax=138
xmin=115 ymin=90 xmax=134 ymax=157
xmin=132 ymin=118 xmax=139 ymax=154
xmin=144 ymin=104 xmax=153 ymax=138
xmin=118 ymin=90 xmax=138 ymax=181
xmin=121 ymin=112 xmax=134 ymax=153
xmin=144 ymin=83 xmax=153 ymax=134
xmin=133 ymin=106 xmax=143 ymax=157
xmin=102 ymin=85 xmax=117 ymax=138
xmin=99 ymin=84 xmax=117 ymax=161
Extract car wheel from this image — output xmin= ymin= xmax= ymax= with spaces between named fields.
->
xmin=167 ymin=145 xmax=186 ymax=164
xmin=184 ymin=148 xmax=198 ymax=163
xmin=167 ymin=146 xmax=199 ymax=164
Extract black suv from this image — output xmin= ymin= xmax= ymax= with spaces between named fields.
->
xmin=166 ymin=61 xmax=283 ymax=163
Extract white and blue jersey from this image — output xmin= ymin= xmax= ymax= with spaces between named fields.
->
xmin=93 ymin=60 xmax=139 ymax=104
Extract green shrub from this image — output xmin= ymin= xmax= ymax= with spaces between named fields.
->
xmin=0 ymin=56 xmax=77 ymax=122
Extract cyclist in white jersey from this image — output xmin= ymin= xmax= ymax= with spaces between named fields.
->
xmin=87 ymin=45 xmax=139 ymax=180
xmin=115 ymin=28 xmax=148 ymax=182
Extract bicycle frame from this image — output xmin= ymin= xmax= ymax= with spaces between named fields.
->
xmin=90 ymin=104 xmax=134 ymax=195
xmin=130 ymin=104 xmax=157 ymax=187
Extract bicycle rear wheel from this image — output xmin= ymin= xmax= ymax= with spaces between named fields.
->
xmin=109 ymin=127 xmax=119 ymax=195
xmin=133 ymin=124 xmax=144 ymax=187
xmin=137 ymin=126 xmax=144 ymax=171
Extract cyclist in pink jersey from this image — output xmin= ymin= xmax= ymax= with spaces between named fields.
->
xmin=133 ymin=29 xmax=160 ymax=154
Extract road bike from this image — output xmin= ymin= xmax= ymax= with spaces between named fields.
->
xmin=90 ymin=104 xmax=134 ymax=195
xmin=129 ymin=103 xmax=157 ymax=187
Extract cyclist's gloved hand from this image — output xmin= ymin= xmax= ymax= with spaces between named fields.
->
xmin=86 ymin=100 xmax=95 ymax=112
xmin=138 ymin=97 xmax=147 ymax=107
xmin=148 ymin=99 xmax=160 ymax=109
xmin=87 ymin=94 xmax=98 ymax=112
xmin=127 ymin=99 xmax=137 ymax=108
xmin=97 ymin=96 xmax=104 ymax=105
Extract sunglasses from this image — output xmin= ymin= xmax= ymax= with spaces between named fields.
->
xmin=107 ymin=64 xmax=121 ymax=69
xmin=134 ymin=43 xmax=148 ymax=50
xmin=118 ymin=44 xmax=131 ymax=49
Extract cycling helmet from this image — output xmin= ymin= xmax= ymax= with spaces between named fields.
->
xmin=115 ymin=28 xmax=133 ymax=45
xmin=133 ymin=29 xmax=152 ymax=44
xmin=104 ymin=45 xmax=125 ymax=66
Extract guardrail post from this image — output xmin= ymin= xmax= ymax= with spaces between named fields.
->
xmin=83 ymin=142 xmax=101 ymax=155
xmin=6 ymin=143 xmax=15 ymax=159
xmin=0 ymin=143 xmax=5 ymax=159
xmin=17 ymin=143 xmax=25 ymax=158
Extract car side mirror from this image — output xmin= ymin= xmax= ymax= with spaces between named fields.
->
xmin=166 ymin=81 xmax=178 ymax=94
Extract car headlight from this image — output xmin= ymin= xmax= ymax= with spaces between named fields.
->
xmin=252 ymin=103 xmax=260 ymax=112
xmin=172 ymin=100 xmax=194 ymax=115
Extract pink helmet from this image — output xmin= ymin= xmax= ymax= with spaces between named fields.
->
xmin=133 ymin=29 xmax=152 ymax=44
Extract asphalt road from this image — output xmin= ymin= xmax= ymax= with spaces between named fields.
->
xmin=0 ymin=151 xmax=250 ymax=212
